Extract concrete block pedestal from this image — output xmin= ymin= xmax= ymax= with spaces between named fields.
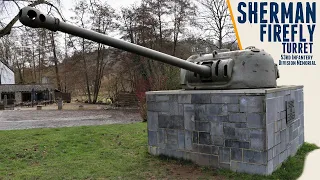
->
xmin=146 ymin=86 xmax=304 ymax=175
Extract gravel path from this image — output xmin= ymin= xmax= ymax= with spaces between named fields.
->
xmin=0 ymin=109 xmax=142 ymax=130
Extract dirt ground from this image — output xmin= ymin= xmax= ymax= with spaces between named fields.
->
xmin=0 ymin=103 xmax=142 ymax=130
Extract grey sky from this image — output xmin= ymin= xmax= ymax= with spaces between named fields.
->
xmin=60 ymin=0 xmax=142 ymax=21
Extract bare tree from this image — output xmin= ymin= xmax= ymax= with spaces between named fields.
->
xmin=170 ymin=0 xmax=196 ymax=56
xmin=89 ymin=0 xmax=119 ymax=103
xmin=70 ymin=0 xmax=93 ymax=103
xmin=195 ymin=0 xmax=236 ymax=49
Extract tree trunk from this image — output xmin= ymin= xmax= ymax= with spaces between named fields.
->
xmin=50 ymin=32 xmax=62 ymax=91
xmin=82 ymin=38 xmax=92 ymax=103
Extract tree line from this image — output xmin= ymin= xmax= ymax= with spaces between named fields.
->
xmin=0 ymin=0 xmax=238 ymax=105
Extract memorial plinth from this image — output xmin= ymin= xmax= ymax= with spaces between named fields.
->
xmin=146 ymin=86 xmax=304 ymax=175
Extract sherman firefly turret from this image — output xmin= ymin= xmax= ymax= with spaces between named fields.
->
xmin=19 ymin=7 xmax=280 ymax=90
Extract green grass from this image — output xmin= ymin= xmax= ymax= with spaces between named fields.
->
xmin=0 ymin=123 xmax=317 ymax=180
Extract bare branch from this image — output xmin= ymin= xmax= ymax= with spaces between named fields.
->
xmin=0 ymin=0 xmax=65 ymax=38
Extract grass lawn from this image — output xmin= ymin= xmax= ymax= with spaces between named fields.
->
xmin=0 ymin=122 xmax=318 ymax=180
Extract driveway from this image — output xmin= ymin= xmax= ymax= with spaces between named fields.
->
xmin=0 ymin=109 xmax=142 ymax=130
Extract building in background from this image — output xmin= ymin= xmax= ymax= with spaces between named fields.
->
xmin=0 ymin=60 xmax=55 ymax=106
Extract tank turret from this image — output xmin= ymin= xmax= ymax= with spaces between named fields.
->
xmin=19 ymin=7 xmax=279 ymax=90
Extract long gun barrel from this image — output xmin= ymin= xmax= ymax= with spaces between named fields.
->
xmin=18 ymin=7 xmax=211 ymax=77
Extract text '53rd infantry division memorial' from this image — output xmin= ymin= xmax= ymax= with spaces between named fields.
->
xmin=18 ymin=7 xmax=304 ymax=175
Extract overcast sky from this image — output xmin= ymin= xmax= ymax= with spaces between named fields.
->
xmin=60 ymin=0 xmax=142 ymax=21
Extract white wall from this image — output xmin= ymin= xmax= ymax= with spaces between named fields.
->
xmin=0 ymin=61 xmax=15 ymax=84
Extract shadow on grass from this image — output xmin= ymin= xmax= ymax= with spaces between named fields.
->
xmin=155 ymin=143 xmax=318 ymax=180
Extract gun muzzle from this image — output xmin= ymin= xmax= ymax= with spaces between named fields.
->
xmin=19 ymin=7 xmax=60 ymax=31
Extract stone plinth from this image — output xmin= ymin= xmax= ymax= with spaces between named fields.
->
xmin=146 ymin=86 xmax=304 ymax=175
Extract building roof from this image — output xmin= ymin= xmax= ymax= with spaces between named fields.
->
xmin=0 ymin=59 xmax=14 ymax=72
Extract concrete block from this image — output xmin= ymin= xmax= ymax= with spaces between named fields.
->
xmin=178 ymin=94 xmax=192 ymax=104
xmin=267 ymin=123 xmax=275 ymax=149
xmin=148 ymin=102 xmax=170 ymax=112
xmin=158 ymin=114 xmax=184 ymax=129
xmin=157 ymin=129 xmax=166 ymax=144
xmin=267 ymin=148 xmax=273 ymax=161
xmin=231 ymin=148 xmax=243 ymax=161
xmin=275 ymin=120 xmax=281 ymax=132
xmin=247 ymin=113 xmax=265 ymax=128
xmin=212 ymin=146 xmax=219 ymax=155
xmin=240 ymin=96 xmax=264 ymax=113
xmin=281 ymin=119 xmax=287 ymax=131
xmin=293 ymin=119 xmax=300 ymax=130
xmin=166 ymin=143 xmax=178 ymax=150
xmin=275 ymin=131 xmax=281 ymax=145
xmin=173 ymin=151 xmax=185 ymax=159
xmin=147 ymin=111 xmax=158 ymax=131
xmin=243 ymin=150 xmax=267 ymax=165
xmin=169 ymin=102 xmax=183 ymax=116
xmin=210 ymin=122 xmax=223 ymax=136
xmin=235 ymin=128 xmax=250 ymax=141
xmin=178 ymin=130 xmax=185 ymax=150
xmin=211 ymin=95 xmax=239 ymax=104
xmin=192 ymin=131 xmax=198 ymax=144
xmin=227 ymin=104 xmax=240 ymax=113
xmin=198 ymin=144 xmax=211 ymax=154
xmin=267 ymin=160 xmax=274 ymax=175
xmin=195 ymin=105 xmax=207 ymax=121
xmin=146 ymin=94 xmax=155 ymax=102
xmin=247 ymin=106 xmax=264 ymax=113
xmin=273 ymin=144 xmax=281 ymax=157
xmin=166 ymin=129 xmax=178 ymax=144
xmin=211 ymin=115 xmax=229 ymax=122
xmin=199 ymin=132 xmax=212 ymax=145
xmin=278 ymin=96 xmax=286 ymax=111
xmin=279 ymin=150 xmax=287 ymax=164
xmin=231 ymin=161 xmax=267 ymax=175
xmin=184 ymin=104 xmax=194 ymax=112
xmin=300 ymin=115 xmax=304 ymax=128
xmin=223 ymin=124 xmax=236 ymax=139
xmin=250 ymin=129 xmax=266 ymax=151
xmin=220 ymin=163 xmax=231 ymax=170
xmin=185 ymin=131 xmax=192 ymax=150
xmin=273 ymin=155 xmax=279 ymax=169
xmin=169 ymin=94 xmax=178 ymax=102
xmin=195 ymin=121 xmax=210 ymax=132
xmin=221 ymin=104 xmax=228 ymax=115
xmin=171 ymin=116 xmax=184 ymax=129
xmin=156 ymin=95 xmax=169 ymax=102
xmin=206 ymin=104 xmax=223 ymax=114
xmin=219 ymin=147 xmax=230 ymax=163
xmin=299 ymin=134 xmax=304 ymax=146
xmin=276 ymin=112 xmax=280 ymax=121
xmin=148 ymin=131 xmax=157 ymax=146
xmin=184 ymin=105 xmax=195 ymax=131
xmin=229 ymin=113 xmax=246 ymax=123
xmin=192 ymin=94 xmax=211 ymax=104
xmin=280 ymin=111 xmax=286 ymax=119
xmin=197 ymin=153 xmax=211 ymax=166
xmin=212 ymin=136 xmax=224 ymax=146
xmin=192 ymin=144 xmax=199 ymax=152
xmin=148 ymin=146 xmax=158 ymax=155
xmin=209 ymin=155 xmax=219 ymax=168
xmin=266 ymin=99 xmax=278 ymax=125
xmin=225 ymin=140 xmax=250 ymax=149
xmin=235 ymin=123 xmax=247 ymax=128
